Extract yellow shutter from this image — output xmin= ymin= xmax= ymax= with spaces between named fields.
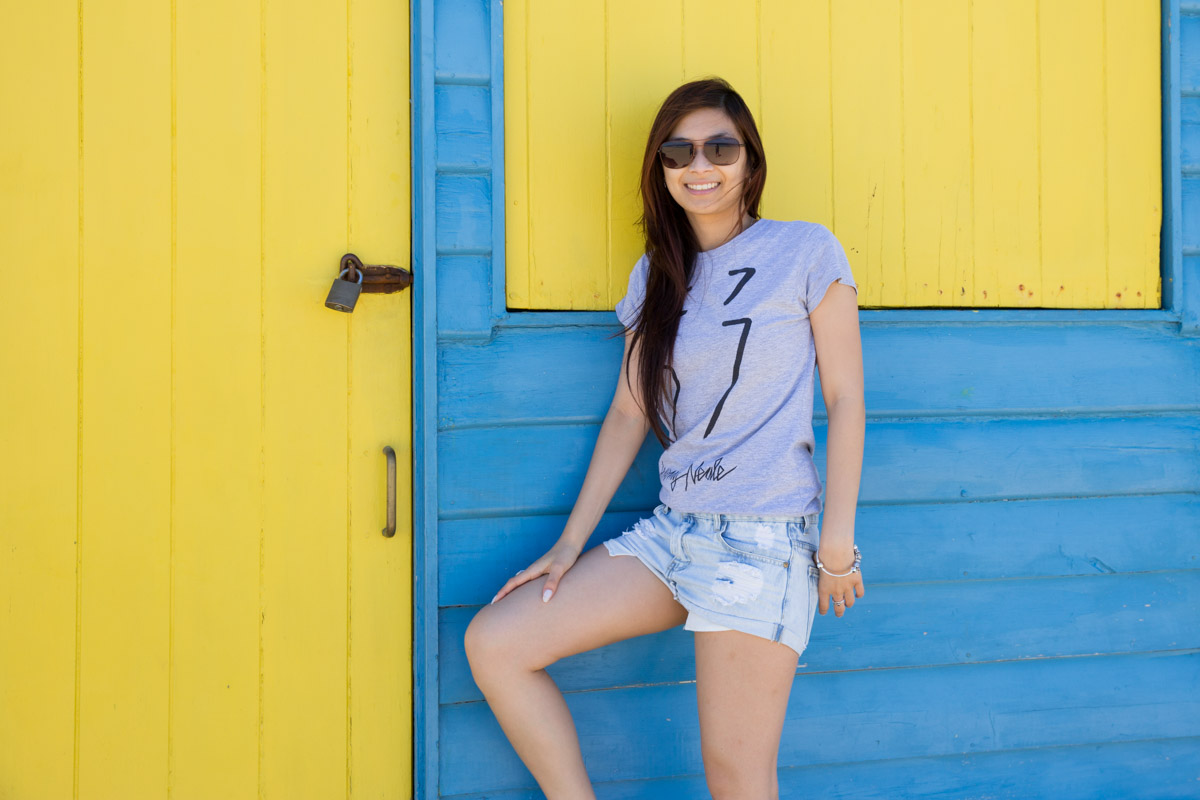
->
xmin=504 ymin=0 xmax=1161 ymax=309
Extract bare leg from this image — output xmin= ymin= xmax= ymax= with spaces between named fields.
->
xmin=693 ymin=630 xmax=799 ymax=800
xmin=464 ymin=543 xmax=688 ymax=799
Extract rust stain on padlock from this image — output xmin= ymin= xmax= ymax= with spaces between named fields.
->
xmin=342 ymin=253 xmax=414 ymax=294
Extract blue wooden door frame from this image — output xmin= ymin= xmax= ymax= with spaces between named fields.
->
xmin=409 ymin=0 xmax=1191 ymax=796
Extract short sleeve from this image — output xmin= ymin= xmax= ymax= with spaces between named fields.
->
xmin=614 ymin=254 xmax=649 ymax=330
xmin=803 ymin=224 xmax=858 ymax=315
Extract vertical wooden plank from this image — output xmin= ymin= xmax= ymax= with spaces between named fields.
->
xmin=903 ymin=0 xmax=972 ymax=306
xmin=1107 ymin=0 xmax=1162 ymax=309
xmin=262 ymin=0 xmax=349 ymax=794
xmin=502 ymin=0 xmax=531 ymax=307
xmin=1041 ymin=0 xmax=1107 ymax=307
xmin=759 ymin=0 xmax=834 ymax=227
xmin=77 ymin=0 xmax=172 ymax=795
xmin=526 ymin=0 xmax=606 ymax=309
xmin=973 ymin=0 xmax=1039 ymax=307
xmin=606 ymin=0 xmax=684 ymax=297
xmin=833 ymin=0 xmax=905 ymax=307
xmin=0 ymin=5 xmax=79 ymax=798
xmin=171 ymin=0 xmax=262 ymax=795
xmin=347 ymin=0 xmax=413 ymax=792
xmin=681 ymin=0 xmax=761 ymax=122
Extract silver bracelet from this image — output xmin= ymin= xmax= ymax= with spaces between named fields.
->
xmin=815 ymin=545 xmax=861 ymax=577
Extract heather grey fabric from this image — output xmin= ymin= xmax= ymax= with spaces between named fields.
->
xmin=615 ymin=219 xmax=858 ymax=517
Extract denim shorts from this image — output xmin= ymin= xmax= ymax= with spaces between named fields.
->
xmin=602 ymin=503 xmax=821 ymax=658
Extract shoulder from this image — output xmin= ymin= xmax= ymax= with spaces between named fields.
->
xmin=751 ymin=218 xmax=835 ymax=245
xmin=751 ymin=219 xmax=840 ymax=263
xmin=624 ymin=252 xmax=650 ymax=283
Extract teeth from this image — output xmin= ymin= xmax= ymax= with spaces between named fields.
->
xmin=687 ymin=182 xmax=718 ymax=190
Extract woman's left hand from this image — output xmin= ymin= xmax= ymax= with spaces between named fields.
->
xmin=815 ymin=549 xmax=864 ymax=618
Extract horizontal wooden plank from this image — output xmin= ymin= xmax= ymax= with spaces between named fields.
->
xmin=1184 ymin=12 xmax=1200 ymax=91
xmin=440 ymin=493 xmax=1200 ymax=606
xmin=433 ymin=0 xmax=489 ymax=78
xmin=435 ymin=84 xmax=491 ymax=169
xmin=443 ymin=736 xmax=1200 ymax=800
xmin=437 ymin=415 xmax=1200 ymax=516
xmin=435 ymin=173 xmax=491 ymax=253
xmin=436 ymin=255 xmax=493 ymax=336
xmin=439 ymin=649 xmax=1200 ymax=795
xmin=440 ymin=570 xmax=1200 ymax=704
xmin=437 ymin=324 xmax=1200 ymax=429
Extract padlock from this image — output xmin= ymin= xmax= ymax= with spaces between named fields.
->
xmin=325 ymin=267 xmax=363 ymax=312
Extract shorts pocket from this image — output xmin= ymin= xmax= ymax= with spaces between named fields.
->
xmin=715 ymin=520 xmax=792 ymax=567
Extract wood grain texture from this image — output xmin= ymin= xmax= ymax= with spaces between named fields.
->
xmin=0 ymin=4 xmax=80 ymax=799
xmin=436 ymin=323 xmax=1200 ymax=429
xmin=440 ymin=493 xmax=1200 ymax=606
xmin=423 ymin=0 xmax=1194 ymax=797
xmin=440 ymin=650 xmax=1200 ymax=794
xmin=0 ymin=0 xmax=413 ymax=796
xmin=503 ymin=0 xmax=1162 ymax=310
xmin=444 ymin=737 xmax=1200 ymax=800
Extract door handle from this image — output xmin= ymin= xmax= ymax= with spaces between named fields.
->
xmin=382 ymin=445 xmax=396 ymax=538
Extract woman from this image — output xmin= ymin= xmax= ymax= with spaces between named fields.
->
xmin=464 ymin=77 xmax=865 ymax=800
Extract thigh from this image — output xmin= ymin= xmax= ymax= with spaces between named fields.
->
xmin=694 ymin=630 xmax=798 ymax=772
xmin=468 ymin=543 xmax=689 ymax=671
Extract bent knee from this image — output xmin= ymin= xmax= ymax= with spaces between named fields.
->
xmin=463 ymin=608 xmax=500 ymax=669
xmin=464 ymin=605 xmax=527 ymax=677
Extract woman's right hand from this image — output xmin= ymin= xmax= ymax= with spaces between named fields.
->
xmin=490 ymin=538 xmax=584 ymax=606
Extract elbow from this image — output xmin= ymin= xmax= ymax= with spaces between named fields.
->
xmin=826 ymin=394 xmax=865 ymax=418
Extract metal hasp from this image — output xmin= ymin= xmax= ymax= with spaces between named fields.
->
xmin=324 ymin=253 xmax=414 ymax=312
xmin=382 ymin=445 xmax=396 ymax=538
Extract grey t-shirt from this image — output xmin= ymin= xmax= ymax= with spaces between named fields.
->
xmin=615 ymin=218 xmax=858 ymax=517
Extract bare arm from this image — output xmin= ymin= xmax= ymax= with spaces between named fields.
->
xmin=810 ymin=280 xmax=866 ymax=616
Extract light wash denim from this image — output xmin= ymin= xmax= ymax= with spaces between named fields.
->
xmin=603 ymin=502 xmax=821 ymax=657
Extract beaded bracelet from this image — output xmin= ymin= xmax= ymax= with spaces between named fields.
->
xmin=815 ymin=544 xmax=862 ymax=577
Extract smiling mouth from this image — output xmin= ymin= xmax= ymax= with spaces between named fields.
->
xmin=685 ymin=181 xmax=719 ymax=192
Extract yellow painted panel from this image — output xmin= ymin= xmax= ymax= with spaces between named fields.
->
xmin=1108 ymin=0 xmax=1163 ymax=308
xmin=502 ymin=0 xmax=531 ymax=308
xmin=78 ymin=2 xmax=173 ymax=796
xmin=605 ymin=0 xmax=684 ymax=300
xmin=506 ymin=0 xmax=1162 ymax=309
xmin=904 ymin=0 xmax=972 ymax=305
xmin=759 ymin=0 xmax=833 ymax=226
xmin=834 ymin=0 xmax=906 ymax=306
xmin=172 ymin=0 xmax=262 ymax=795
xmin=526 ymin=0 xmax=607 ymax=307
xmin=347 ymin=0 xmax=414 ymax=791
xmin=0 ymin=0 xmax=411 ymax=797
xmin=1043 ymin=0 xmax=1107 ymax=307
xmin=0 ymin=5 xmax=79 ymax=799
xmin=974 ymin=0 xmax=1040 ymax=306
xmin=261 ymin=0 xmax=353 ymax=795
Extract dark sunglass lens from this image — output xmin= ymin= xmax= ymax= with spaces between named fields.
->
xmin=705 ymin=139 xmax=741 ymax=166
xmin=659 ymin=143 xmax=693 ymax=169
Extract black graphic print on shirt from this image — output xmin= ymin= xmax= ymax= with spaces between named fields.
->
xmin=658 ymin=265 xmax=758 ymax=489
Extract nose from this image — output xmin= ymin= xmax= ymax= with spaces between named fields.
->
xmin=689 ymin=146 xmax=715 ymax=171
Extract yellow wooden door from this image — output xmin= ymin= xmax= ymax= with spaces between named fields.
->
xmin=0 ymin=2 xmax=413 ymax=798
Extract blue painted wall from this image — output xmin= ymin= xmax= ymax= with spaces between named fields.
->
xmin=413 ymin=1 xmax=1200 ymax=796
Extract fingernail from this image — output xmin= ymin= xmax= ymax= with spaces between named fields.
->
xmin=542 ymin=589 xmax=553 ymax=603
xmin=490 ymin=594 xmax=498 ymax=605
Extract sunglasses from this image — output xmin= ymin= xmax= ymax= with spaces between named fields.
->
xmin=658 ymin=137 xmax=744 ymax=169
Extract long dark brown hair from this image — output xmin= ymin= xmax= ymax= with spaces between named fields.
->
xmin=616 ymin=77 xmax=767 ymax=447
